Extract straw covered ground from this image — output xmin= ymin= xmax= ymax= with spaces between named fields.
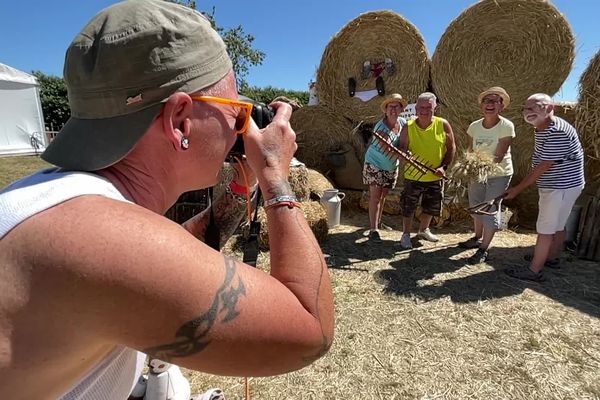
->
xmin=188 ymin=212 xmax=600 ymax=400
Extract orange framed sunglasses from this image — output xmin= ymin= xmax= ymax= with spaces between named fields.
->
xmin=190 ymin=95 xmax=254 ymax=134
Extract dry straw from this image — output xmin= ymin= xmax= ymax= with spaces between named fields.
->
xmin=576 ymin=51 xmax=600 ymax=181
xmin=316 ymin=11 xmax=430 ymax=123
xmin=291 ymin=105 xmax=363 ymax=173
xmin=432 ymin=0 xmax=575 ymax=162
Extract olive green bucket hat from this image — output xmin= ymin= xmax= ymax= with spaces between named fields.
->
xmin=42 ymin=0 xmax=232 ymax=171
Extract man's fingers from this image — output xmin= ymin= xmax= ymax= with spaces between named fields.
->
xmin=269 ymin=102 xmax=293 ymax=124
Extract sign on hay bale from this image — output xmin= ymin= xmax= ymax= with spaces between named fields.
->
xmin=431 ymin=0 xmax=574 ymax=155
xmin=316 ymin=10 xmax=430 ymax=123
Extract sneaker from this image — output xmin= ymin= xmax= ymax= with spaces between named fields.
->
xmin=458 ymin=236 xmax=482 ymax=249
xmin=417 ymin=228 xmax=439 ymax=242
xmin=467 ymin=248 xmax=488 ymax=264
xmin=369 ymin=230 xmax=381 ymax=241
xmin=400 ymin=233 xmax=412 ymax=249
xmin=523 ymin=254 xmax=561 ymax=269
xmin=505 ymin=265 xmax=545 ymax=282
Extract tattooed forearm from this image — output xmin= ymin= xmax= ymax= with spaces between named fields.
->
xmin=143 ymin=256 xmax=246 ymax=361
xmin=183 ymin=188 xmax=254 ymax=247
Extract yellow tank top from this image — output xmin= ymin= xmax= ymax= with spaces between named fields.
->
xmin=405 ymin=117 xmax=446 ymax=182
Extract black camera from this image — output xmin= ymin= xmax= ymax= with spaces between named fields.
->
xmin=226 ymin=96 xmax=275 ymax=162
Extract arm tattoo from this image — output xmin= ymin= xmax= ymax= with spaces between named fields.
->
xmin=143 ymin=256 xmax=246 ymax=361
xmin=184 ymin=189 xmax=252 ymax=247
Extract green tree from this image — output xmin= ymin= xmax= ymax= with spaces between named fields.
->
xmin=240 ymin=85 xmax=309 ymax=106
xmin=166 ymin=1 xmax=265 ymax=88
xmin=32 ymin=71 xmax=70 ymax=130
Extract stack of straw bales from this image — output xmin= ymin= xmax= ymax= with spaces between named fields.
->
xmin=317 ymin=11 xmax=430 ymax=123
xmin=576 ymin=51 xmax=600 ymax=183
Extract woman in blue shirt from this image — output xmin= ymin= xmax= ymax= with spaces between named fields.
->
xmin=362 ymin=93 xmax=408 ymax=240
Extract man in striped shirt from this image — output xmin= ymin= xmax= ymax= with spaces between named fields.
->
xmin=504 ymin=93 xmax=585 ymax=282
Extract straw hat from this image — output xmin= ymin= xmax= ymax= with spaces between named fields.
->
xmin=478 ymin=86 xmax=510 ymax=108
xmin=380 ymin=93 xmax=408 ymax=113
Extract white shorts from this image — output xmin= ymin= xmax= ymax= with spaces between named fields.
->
xmin=536 ymin=185 xmax=584 ymax=234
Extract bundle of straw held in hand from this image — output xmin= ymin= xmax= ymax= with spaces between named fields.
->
xmin=449 ymin=151 xmax=503 ymax=188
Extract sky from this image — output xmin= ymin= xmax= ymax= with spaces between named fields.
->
xmin=1 ymin=1 xmax=599 ymax=101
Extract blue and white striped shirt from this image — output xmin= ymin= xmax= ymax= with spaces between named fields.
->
xmin=532 ymin=117 xmax=585 ymax=189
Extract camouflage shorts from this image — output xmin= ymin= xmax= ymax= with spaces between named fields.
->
xmin=362 ymin=162 xmax=398 ymax=189
xmin=401 ymin=179 xmax=443 ymax=217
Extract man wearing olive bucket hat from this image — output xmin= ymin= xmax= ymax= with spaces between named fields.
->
xmin=362 ymin=93 xmax=408 ymax=240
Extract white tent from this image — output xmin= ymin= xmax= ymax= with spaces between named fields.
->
xmin=0 ymin=63 xmax=48 ymax=156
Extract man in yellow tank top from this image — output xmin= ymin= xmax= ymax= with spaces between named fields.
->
xmin=398 ymin=92 xmax=455 ymax=249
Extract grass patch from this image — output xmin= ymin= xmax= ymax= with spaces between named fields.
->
xmin=0 ymin=155 xmax=50 ymax=188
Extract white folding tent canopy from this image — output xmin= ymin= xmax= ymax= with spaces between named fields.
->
xmin=0 ymin=63 xmax=48 ymax=156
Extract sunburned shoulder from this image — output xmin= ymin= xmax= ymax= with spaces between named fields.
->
xmin=5 ymin=195 xmax=192 ymax=275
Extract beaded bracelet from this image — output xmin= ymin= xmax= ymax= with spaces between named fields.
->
xmin=264 ymin=195 xmax=301 ymax=210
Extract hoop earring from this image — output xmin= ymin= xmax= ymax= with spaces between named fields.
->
xmin=180 ymin=136 xmax=189 ymax=150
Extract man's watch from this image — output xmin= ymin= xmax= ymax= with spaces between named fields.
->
xmin=441 ymin=164 xmax=449 ymax=171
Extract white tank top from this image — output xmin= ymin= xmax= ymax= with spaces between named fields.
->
xmin=0 ymin=168 xmax=147 ymax=400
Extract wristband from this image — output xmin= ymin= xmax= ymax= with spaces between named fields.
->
xmin=229 ymin=180 xmax=250 ymax=195
xmin=263 ymin=195 xmax=301 ymax=210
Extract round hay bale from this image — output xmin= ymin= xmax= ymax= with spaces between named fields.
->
xmin=316 ymin=11 xmax=430 ymax=123
xmin=247 ymin=201 xmax=329 ymax=250
xmin=289 ymin=164 xmax=310 ymax=201
xmin=577 ymin=51 xmax=600 ymax=181
xmin=307 ymin=168 xmax=335 ymax=200
xmin=291 ymin=105 xmax=362 ymax=173
xmin=431 ymin=0 xmax=575 ymax=128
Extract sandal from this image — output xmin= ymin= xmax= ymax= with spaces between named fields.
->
xmin=505 ymin=265 xmax=545 ymax=282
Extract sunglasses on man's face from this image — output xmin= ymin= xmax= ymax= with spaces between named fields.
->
xmin=190 ymin=96 xmax=254 ymax=134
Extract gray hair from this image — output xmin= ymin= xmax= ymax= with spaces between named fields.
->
xmin=417 ymin=92 xmax=437 ymax=103
xmin=527 ymin=93 xmax=553 ymax=106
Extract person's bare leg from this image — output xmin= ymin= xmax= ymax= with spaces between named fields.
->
xmin=377 ymin=188 xmax=389 ymax=229
xmin=418 ymin=213 xmax=434 ymax=232
xmin=481 ymin=228 xmax=496 ymax=250
xmin=549 ymin=229 xmax=566 ymax=260
xmin=402 ymin=216 xmax=413 ymax=235
xmin=473 ymin=217 xmax=483 ymax=240
xmin=530 ymin=233 xmax=554 ymax=273
xmin=368 ymin=185 xmax=382 ymax=231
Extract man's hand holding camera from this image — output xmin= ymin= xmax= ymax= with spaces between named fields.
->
xmin=243 ymin=102 xmax=297 ymax=198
